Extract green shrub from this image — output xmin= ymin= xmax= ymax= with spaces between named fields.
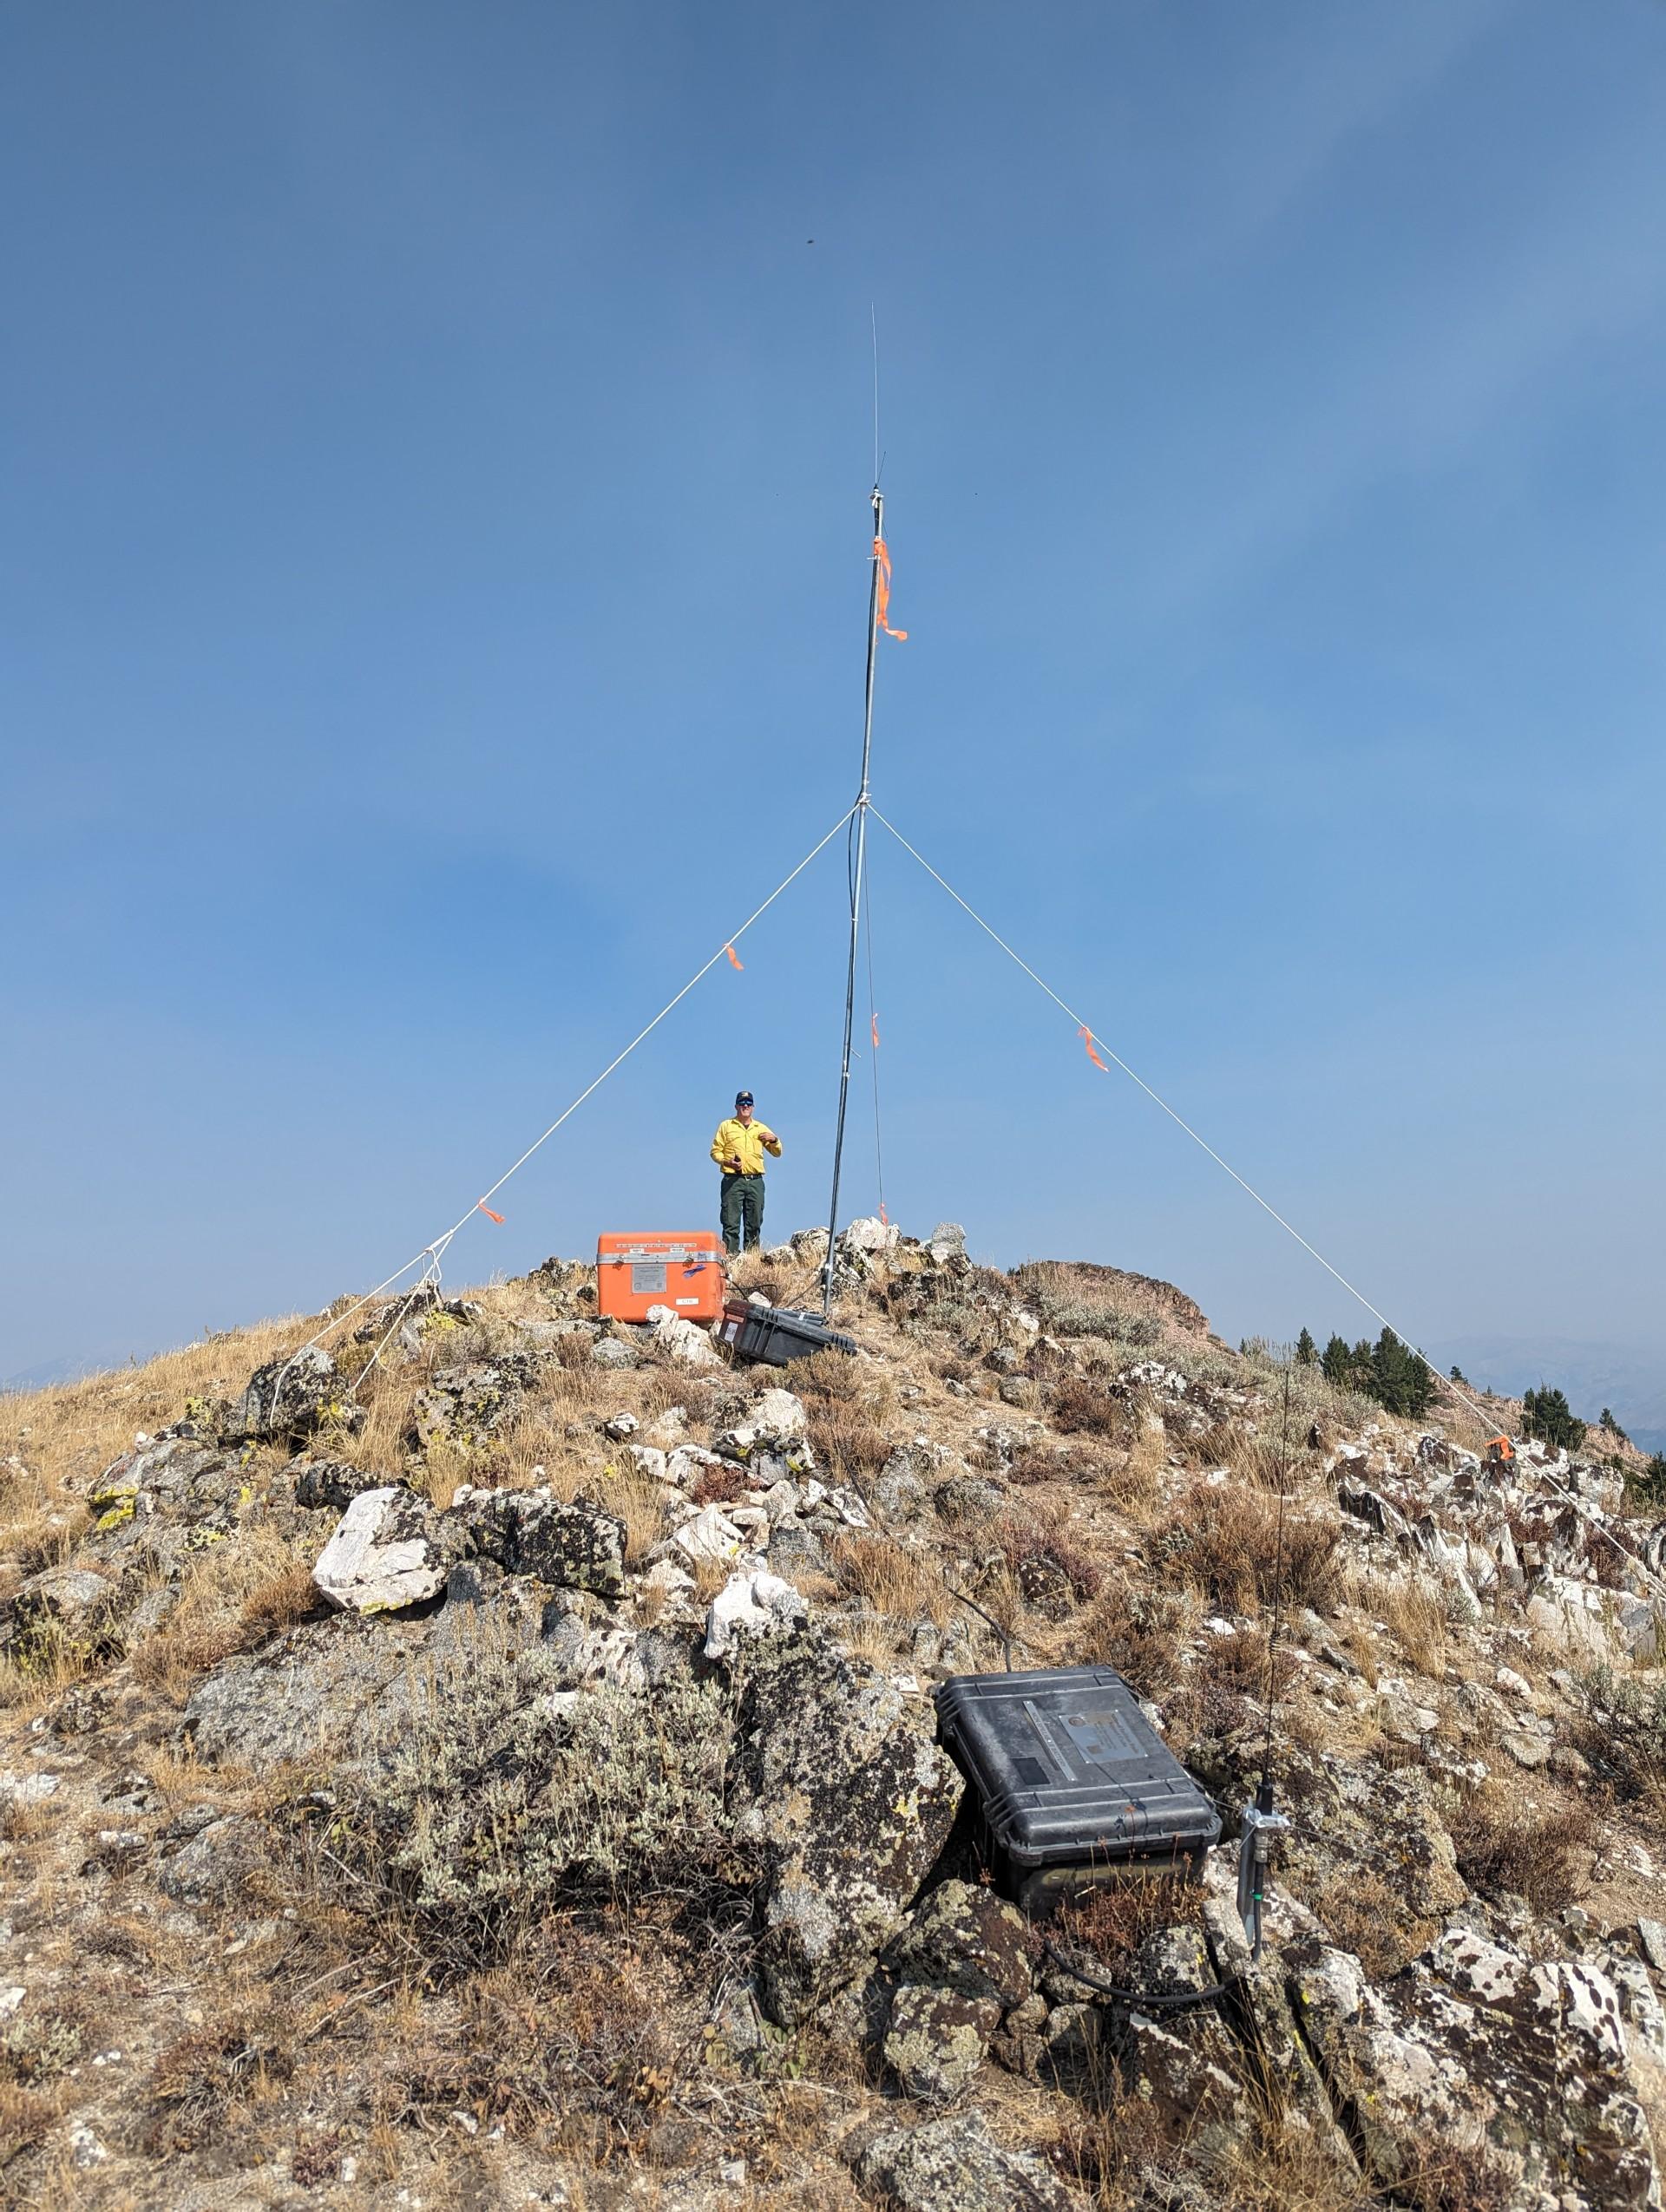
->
xmin=338 ymin=1642 xmax=747 ymax=1968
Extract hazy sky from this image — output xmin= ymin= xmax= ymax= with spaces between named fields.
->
xmin=4 ymin=1 xmax=1663 ymax=1394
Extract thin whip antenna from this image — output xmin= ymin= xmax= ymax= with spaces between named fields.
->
xmin=871 ymin=306 xmax=881 ymax=485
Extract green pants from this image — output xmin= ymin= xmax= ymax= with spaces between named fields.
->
xmin=720 ymin=1173 xmax=765 ymax=1254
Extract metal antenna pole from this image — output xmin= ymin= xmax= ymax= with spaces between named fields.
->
xmin=821 ymin=487 xmax=884 ymax=1317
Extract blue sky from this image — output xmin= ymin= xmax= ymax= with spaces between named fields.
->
xmin=3 ymin=2 xmax=1663 ymax=1417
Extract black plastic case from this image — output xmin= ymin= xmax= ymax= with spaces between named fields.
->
xmin=935 ymin=1666 xmax=1221 ymax=1907
xmin=718 ymin=1300 xmax=857 ymax=1366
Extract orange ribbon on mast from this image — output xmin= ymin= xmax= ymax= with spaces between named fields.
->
xmin=724 ymin=944 xmax=744 ymax=971
xmin=476 ymin=1200 xmax=505 ymax=1223
xmin=874 ymin=537 xmax=907 ymax=641
xmin=1079 ymin=1026 xmax=1109 ymax=1072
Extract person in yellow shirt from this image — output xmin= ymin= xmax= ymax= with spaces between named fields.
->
xmin=711 ymin=1090 xmax=782 ymax=1255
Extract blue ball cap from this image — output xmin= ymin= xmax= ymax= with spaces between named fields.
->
xmin=735 ymin=1090 xmax=754 ymax=1109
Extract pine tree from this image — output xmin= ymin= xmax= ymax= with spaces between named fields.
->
xmin=1600 ymin=1407 xmax=1628 ymax=1443
xmin=1321 ymin=1333 xmax=1353 ymax=1387
xmin=1520 ymin=1385 xmax=1586 ymax=1453
xmin=1450 ymin=1365 xmax=1467 ymax=1384
xmin=1295 ymin=1327 xmax=1317 ymax=1367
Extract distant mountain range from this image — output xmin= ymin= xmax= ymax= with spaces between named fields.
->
xmin=1440 ymin=1334 xmax=1664 ymax=1456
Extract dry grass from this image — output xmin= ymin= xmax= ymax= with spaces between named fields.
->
xmin=1078 ymin=1576 xmax=1200 ymax=1706
xmin=0 ymin=1312 xmax=314 ymax=1511
xmin=1048 ymin=1372 xmax=1133 ymax=1443
xmin=1446 ymin=1784 xmax=1593 ymax=1914
xmin=1348 ymin=1569 xmax=1452 ymax=1678
xmin=130 ymin=1524 xmax=322 ymax=1701
xmin=1307 ymin=1865 xmax=1436 ymax=1980
xmin=1155 ymin=1482 xmax=1341 ymax=1617
xmin=828 ymin=1532 xmax=953 ymax=1631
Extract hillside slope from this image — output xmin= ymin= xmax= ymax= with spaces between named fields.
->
xmin=3 ymin=1223 xmax=1666 ymax=2210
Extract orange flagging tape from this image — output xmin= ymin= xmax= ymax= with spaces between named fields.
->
xmin=725 ymin=944 xmax=744 ymax=970
xmin=1079 ymin=1025 xmax=1108 ymax=1072
xmin=874 ymin=536 xmax=908 ymax=641
xmin=477 ymin=1201 xmax=506 ymax=1223
xmin=879 ymin=1201 xmax=889 ymax=1224
xmin=871 ymin=1011 xmax=881 ymax=1048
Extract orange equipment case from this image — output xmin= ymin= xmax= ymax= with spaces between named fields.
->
xmin=596 ymin=1232 xmax=726 ymax=1324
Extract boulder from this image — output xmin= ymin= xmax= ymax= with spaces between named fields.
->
xmin=847 ymin=2110 xmax=1086 ymax=2212
xmin=883 ymin=1982 xmax=1000 ymax=2101
xmin=312 ymin=1487 xmax=449 ymax=1613
xmin=449 ymin=1487 xmax=626 ymax=1597
xmin=704 ymin=1568 xmax=808 ymax=1660
xmin=292 ymin=1457 xmax=390 ymax=1512
xmin=843 ymin=1214 xmax=901 ymax=1256
xmin=11 ymin=1565 xmax=117 ymax=1630
xmin=158 ymin=1814 xmax=271 ymax=1907
xmin=224 ymin=1347 xmax=352 ymax=1447
xmin=731 ymin=1639 xmax=964 ymax=2025
xmin=1287 ymin=1927 xmax=1658 ymax=2207
xmin=672 ymin=1503 xmax=750 ymax=1567
xmin=644 ymin=1306 xmax=724 ymax=1368
xmin=410 ymin=1354 xmax=542 ymax=1448
xmin=590 ymin=1336 xmax=638 ymax=1371
xmin=184 ymin=1613 xmax=439 ymax=1767
xmin=893 ymin=1879 xmax=1033 ymax=2010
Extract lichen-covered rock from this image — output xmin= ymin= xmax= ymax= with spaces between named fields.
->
xmin=704 ymin=1567 xmax=808 ymax=1659
xmin=409 ymin=1353 xmax=543 ymax=1449
xmin=847 ymin=2109 xmax=1086 ymax=2212
xmin=893 ymin=1879 xmax=1033 ymax=2010
xmin=312 ymin=1486 xmax=449 ymax=1613
xmin=158 ymin=1814 xmax=270 ymax=1906
xmin=1287 ymin=1927 xmax=1659 ymax=2208
xmin=883 ymin=1981 xmax=1000 ymax=2101
xmin=183 ymin=1613 xmax=441 ymax=1767
xmin=448 ymin=1486 xmax=626 ymax=1596
xmin=225 ymin=1346 xmax=354 ymax=1446
xmin=292 ymin=1457 xmax=391 ymax=1511
xmin=731 ymin=1638 xmax=964 ymax=2025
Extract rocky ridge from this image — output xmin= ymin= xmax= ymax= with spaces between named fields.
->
xmin=2 ymin=1228 xmax=1666 ymax=2209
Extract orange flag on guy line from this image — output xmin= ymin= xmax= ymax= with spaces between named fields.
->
xmin=1079 ymin=1026 xmax=1108 ymax=1072
xmin=871 ymin=1011 xmax=881 ymax=1048
xmin=874 ymin=536 xmax=907 ymax=641
xmin=477 ymin=1201 xmax=505 ymax=1223
xmin=725 ymin=944 xmax=744 ymax=971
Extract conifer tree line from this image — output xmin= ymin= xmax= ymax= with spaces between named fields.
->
xmin=1293 ymin=1325 xmax=1440 ymax=1417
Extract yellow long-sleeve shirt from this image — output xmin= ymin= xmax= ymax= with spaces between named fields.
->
xmin=711 ymin=1116 xmax=782 ymax=1176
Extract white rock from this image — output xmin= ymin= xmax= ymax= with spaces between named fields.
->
xmin=667 ymin=1444 xmax=726 ymax=1489
xmin=843 ymin=1214 xmax=899 ymax=1254
xmin=704 ymin=1568 xmax=809 ymax=1659
xmin=673 ymin=1503 xmax=749 ymax=1564
xmin=756 ymin=1478 xmax=799 ymax=1523
xmin=825 ymin=1486 xmax=871 ymax=1529
xmin=751 ymin=1386 xmax=808 ymax=1441
xmin=312 ymin=1487 xmax=447 ymax=1614
xmin=626 ymin=1444 xmax=667 ymax=1482
xmin=642 ymin=1557 xmax=695 ymax=1599
xmin=644 ymin=1306 xmax=724 ymax=1368
xmin=0 ymin=1987 xmax=25 ymax=2019
xmin=603 ymin=1412 xmax=640 ymax=1442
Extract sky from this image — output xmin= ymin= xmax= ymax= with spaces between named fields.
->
xmin=3 ymin=2 xmax=1663 ymax=1424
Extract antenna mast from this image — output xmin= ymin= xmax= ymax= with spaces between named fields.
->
xmin=821 ymin=487 xmax=885 ymax=1316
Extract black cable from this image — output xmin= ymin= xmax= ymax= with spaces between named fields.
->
xmin=1040 ymin=1940 xmax=1243 ymax=2012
